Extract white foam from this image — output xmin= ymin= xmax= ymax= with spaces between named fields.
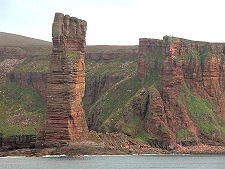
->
xmin=82 ymin=154 xmax=132 ymax=157
xmin=139 ymin=153 xmax=191 ymax=156
xmin=42 ymin=154 xmax=67 ymax=158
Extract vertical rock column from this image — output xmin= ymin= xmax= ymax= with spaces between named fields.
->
xmin=39 ymin=13 xmax=88 ymax=146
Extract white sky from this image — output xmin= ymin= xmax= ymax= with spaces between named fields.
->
xmin=0 ymin=0 xmax=225 ymax=45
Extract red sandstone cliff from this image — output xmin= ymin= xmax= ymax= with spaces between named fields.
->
xmin=36 ymin=13 xmax=88 ymax=147
xmin=136 ymin=36 xmax=225 ymax=149
xmin=2 ymin=28 xmax=225 ymax=151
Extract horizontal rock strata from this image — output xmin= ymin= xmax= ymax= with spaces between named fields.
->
xmin=36 ymin=13 xmax=88 ymax=147
xmin=137 ymin=36 xmax=225 ymax=149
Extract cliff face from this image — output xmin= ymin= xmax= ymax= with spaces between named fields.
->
xmin=136 ymin=36 xmax=225 ymax=148
xmin=85 ymin=50 xmax=137 ymax=61
xmin=2 ymin=28 xmax=225 ymax=150
xmin=1 ymin=135 xmax=36 ymax=149
xmin=36 ymin=13 xmax=88 ymax=146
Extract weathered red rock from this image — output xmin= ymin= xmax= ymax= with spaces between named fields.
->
xmin=36 ymin=13 xmax=88 ymax=147
xmin=137 ymin=36 xmax=225 ymax=148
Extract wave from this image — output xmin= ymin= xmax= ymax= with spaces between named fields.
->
xmin=42 ymin=154 xmax=67 ymax=158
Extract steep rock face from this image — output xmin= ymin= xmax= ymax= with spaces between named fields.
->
xmin=1 ymin=135 xmax=36 ymax=149
xmin=137 ymin=36 xmax=225 ymax=148
xmin=118 ymin=86 xmax=176 ymax=150
xmin=138 ymin=38 xmax=165 ymax=81
xmin=36 ymin=13 xmax=88 ymax=146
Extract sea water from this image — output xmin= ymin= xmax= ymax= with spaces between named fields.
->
xmin=0 ymin=154 xmax=225 ymax=169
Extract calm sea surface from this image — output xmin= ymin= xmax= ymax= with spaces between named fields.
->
xmin=0 ymin=154 xmax=225 ymax=169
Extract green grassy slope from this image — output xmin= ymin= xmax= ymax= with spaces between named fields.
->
xmin=0 ymin=78 xmax=46 ymax=137
xmin=13 ymin=55 xmax=49 ymax=73
xmin=86 ymin=45 xmax=137 ymax=52
xmin=0 ymin=32 xmax=140 ymax=137
xmin=0 ymin=32 xmax=51 ymax=47
xmin=178 ymin=82 xmax=225 ymax=137
xmin=0 ymin=32 xmax=52 ymax=57
xmin=84 ymin=56 xmax=137 ymax=114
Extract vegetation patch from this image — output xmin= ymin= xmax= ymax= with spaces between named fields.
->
xmin=175 ymin=49 xmax=200 ymax=62
xmin=144 ymin=50 xmax=164 ymax=62
xmin=143 ymin=50 xmax=163 ymax=88
xmin=160 ymin=122 xmax=174 ymax=138
xmin=0 ymin=78 xmax=46 ymax=137
xmin=176 ymin=49 xmax=225 ymax=63
xmin=134 ymin=131 xmax=158 ymax=145
xmin=144 ymin=69 xmax=160 ymax=89
xmin=88 ymin=75 xmax=142 ymax=123
xmin=66 ymin=50 xmax=81 ymax=61
xmin=83 ymin=56 xmax=137 ymax=113
xmin=94 ymin=82 xmax=162 ymax=144
xmin=178 ymin=82 xmax=222 ymax=135
xmin=85 ymin=56 xmax=137 ymax=78
xmin=176 ymin=129 xmax=193 ymax=139
xmin=14 ymin=56 xmax=49 ymax=73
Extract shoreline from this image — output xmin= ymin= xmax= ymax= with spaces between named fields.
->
xmin=1 ymin=152 xmax=225 ymax=158
xmin=1 ymin=144 xmax=225 ymax=157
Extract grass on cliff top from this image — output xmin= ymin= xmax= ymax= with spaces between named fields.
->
xmin=0 ymin=78 xmax=46 ymax=137
xmin=86 ymin=45 xmax=138 ymax=53
xmin=0 ymin=32 xmax=51 ymax=47
xmin=0 ymin=32 xmax=51 ymax=57
xmin=85 ymin=56 xmax=137 ymax=77
xmin=13 ymin=55 xmax=49 ymax=73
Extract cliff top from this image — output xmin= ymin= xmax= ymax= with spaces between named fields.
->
xmin=0 ymin=32 xmax=51 ymax=47
xmin=140 ymin=36 xmax=225 ymax=45
xmin=52 ymin=13 xmax=87 ymax=41
xmin=163 ymin=36 xmax=225 ymax=45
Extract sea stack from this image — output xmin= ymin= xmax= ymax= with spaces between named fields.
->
xmin=37 ymin=13 xmax=88 ymax=147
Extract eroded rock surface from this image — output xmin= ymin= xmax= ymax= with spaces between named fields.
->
xmin=36 ymin=13 xmax=88 ymax=147
xmin=137 ymin=36 xmax=225 ymax=148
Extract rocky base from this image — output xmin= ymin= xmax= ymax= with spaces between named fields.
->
xmin=1 ymin=145 xmax=225 ymax=157
xmin=1 ymin=131 xmax=225 ymax=157
xmin=174 ymin=144 xmax=225 ymax=154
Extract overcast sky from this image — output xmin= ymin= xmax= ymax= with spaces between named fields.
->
xmin=1 ymin=0 xmax=225 ymax=45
